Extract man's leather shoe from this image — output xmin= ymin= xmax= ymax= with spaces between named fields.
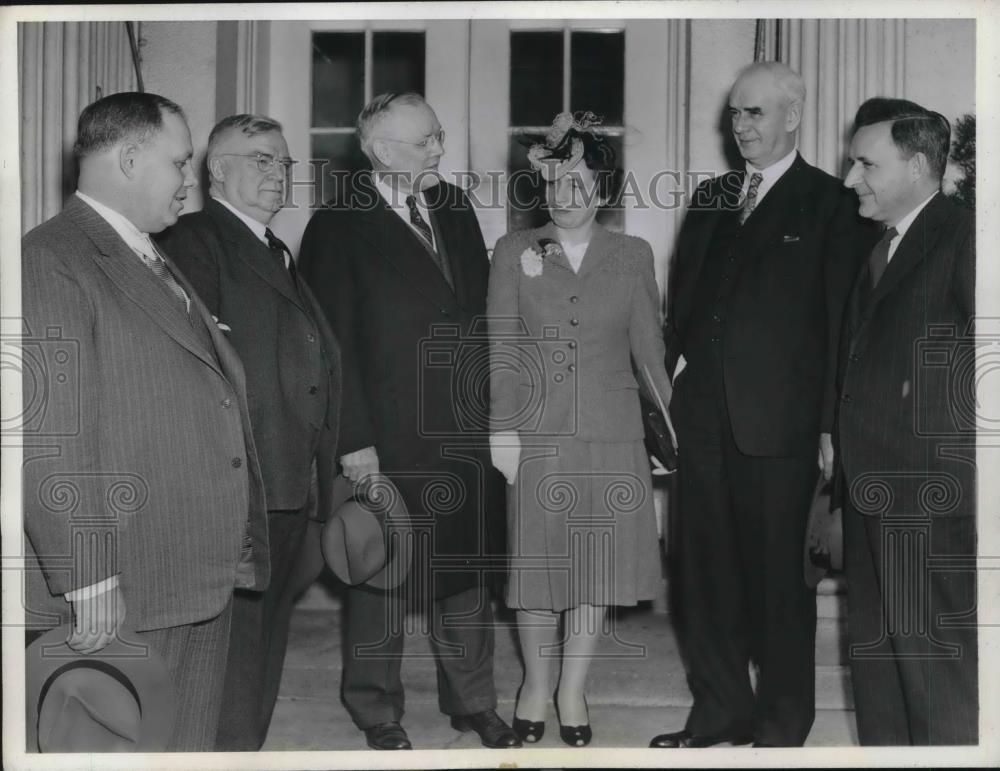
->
xmin=450 ymin=709 xmax=522 ymax=748
xmin=364 ymin=722 xmax=412 ymax=750
xmin=649 ymin=728 xmax=753 ymax=748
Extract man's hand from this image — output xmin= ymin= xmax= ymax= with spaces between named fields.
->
xmin=490 ymin=431 xmax=521 ymax=485
xmin=68 ymin=584 xmax=126 ymax=654
xmin=340 ymin=446 xmax=380 ymax=482
xmin=818 ymin=432 xmax=835 ymax=481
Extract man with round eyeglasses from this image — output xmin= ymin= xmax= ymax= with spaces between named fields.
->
xmin=299 ymin=93 xmax=514 ymax=751
xmin=159 ymin=113 xmax=342 ymax=751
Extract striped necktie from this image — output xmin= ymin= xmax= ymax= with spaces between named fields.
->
xmin=140 ymin=239 xmax=190 ymax=312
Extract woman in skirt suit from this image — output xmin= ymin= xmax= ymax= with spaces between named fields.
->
xmin=487 ymin=112 xmax=675 ymax=747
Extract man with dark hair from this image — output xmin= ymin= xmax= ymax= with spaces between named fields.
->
xmin=298 ymin=92 xmax=516 ymax=751
xmin=838 ymin=96 xmax=976 ymax=745
xmin=158 ymin=114 xmax=342 ymax=750
xmin=652 ymin=62 xmax=869 ymax=748
xmin=22 ymin=92 xmax=269 ymax=751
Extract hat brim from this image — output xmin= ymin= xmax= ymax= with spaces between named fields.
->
xmin=324 ymin=476 xmax=412 ymax=591
xmin=26 ymin=625 xmax=175 ymax=752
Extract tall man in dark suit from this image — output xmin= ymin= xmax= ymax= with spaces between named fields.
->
xmin=298 ymin=92 xmax=516 ymax=750
xmin=21 ymin=92 xmax=269 ymax=751
xmin=837 ymin=98 xmax=976 ymax=745
xmin=651 ymin=62 xmax=868 ymax=748
xmin=158 ymin=114 xmax=342 ymax=750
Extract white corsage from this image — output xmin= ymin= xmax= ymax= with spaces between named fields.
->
xmin=519 ymin=238 xmax=563 ymax=278
xmin=520 ymin=247 xmax=544 ymax=277
xmin=212 ymin=315 xmax=232 ymax=333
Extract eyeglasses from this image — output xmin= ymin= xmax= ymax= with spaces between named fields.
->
xmin=216 ymin=152 xmax=296 ymax=174
xmin=376 ymin=129 xmax=446 ymax=150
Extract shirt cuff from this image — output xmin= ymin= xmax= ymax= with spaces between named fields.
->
xmin=64 ymin=575 xmax=119 ymax=602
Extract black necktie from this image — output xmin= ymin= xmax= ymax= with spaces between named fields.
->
xmin=405 ymin=195 xmax=434 ymax=247
xmin=265 ymin=227 xmax=298 ymax=286
xmin=868 ymin=226 xmax=898 ymax=290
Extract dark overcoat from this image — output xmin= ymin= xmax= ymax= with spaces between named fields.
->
xmin=298 ymin=174 xmax=505 ymax=599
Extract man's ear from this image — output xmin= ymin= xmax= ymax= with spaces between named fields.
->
xmin=371 ymin=139 xmax=392 ymax=167
xmin=909 ymin=151 xmax=930 ymax=182
xmin=119 ymin=142 xmax=140 ymax=179
xmin=208 ymin=156 xmax=226 ymax=183
xmin=785 ymin=100 xmax=803 ymax=133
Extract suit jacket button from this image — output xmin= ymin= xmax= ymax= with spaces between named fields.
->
xmin=440 ymin=307 xmax=450 ymax=316
xmin=570 ymin=318 xmax=579 ymax=326
xmin=221 ymin=398 xmax=232 ymax=409
xmin=309 ymin=386 xmax=318 ymax=395
xmin=842 ymin=394 xmax=853 ymax=404
xmin=307 ymin=333 xmax=316 ymax=343
xmin=849 ymin=354 xmax=860 ymax=363
xmin=568 ymin=341 xmax=576 ymax=349
xmin=232 ymin=458 xmax=243 ymax=468
xmin=570 ymin=295 xmax=579 ymax=303
xmin=568 ymin=364 xmax=576 ymax=372
xmin=554 ymin=374 xmax=564 ymax=383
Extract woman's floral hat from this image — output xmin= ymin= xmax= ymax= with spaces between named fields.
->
xmin=525 ymin=111 xmax=606 ymax=182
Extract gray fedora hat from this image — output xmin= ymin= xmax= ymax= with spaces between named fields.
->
xmin=321 ymin=475 xmax=412 ymax=590
xmin=26 ymin=625 xmax=175 ymax=752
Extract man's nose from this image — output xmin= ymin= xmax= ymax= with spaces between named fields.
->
xmin=843 ymin=163 xmax=861 ymax=189
xmin=184 ymin=161 xmax=197 ymax=188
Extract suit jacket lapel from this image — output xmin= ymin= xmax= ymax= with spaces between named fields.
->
xmin=64 ymin=196 xmax=223 ymax=375
xmin=865 ymin=194 xmax=947 ymax=309
xmin=206 ymin=199 xmax=304 ymax=312
xmin=675 ymin=171 xmax=742 ymax=328
xmin=577 ymin=221 xmax=615 ymax=278
xmin=738 ymin=154 xmax=806 ymax=256
xmin=356 ymin=174 xmax=457 ymax=309
xmin=535 ymin=221 xmax=575 ymax=273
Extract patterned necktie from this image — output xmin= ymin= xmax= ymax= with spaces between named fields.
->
xmin=405 ymin=194 xmax=435 ymax=247
xmin=868 ymin=226 xmax=898 ymax=290
xmin=141 ymin=239 xmax=189 ymax=312
xmin=404 ymin=194 xmax=453 ymax=289
xmin=739 ymin=172 xmax=763 ymax=225
xmin=265 ymin=227 xmax=298 ymax=286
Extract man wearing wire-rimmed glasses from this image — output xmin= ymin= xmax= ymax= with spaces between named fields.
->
xmin=159 ymin=113 xmax=343 ymax=751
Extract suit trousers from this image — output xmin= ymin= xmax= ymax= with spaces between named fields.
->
xmin=843 ymin=500 xmax=978 ymax=745
xmin=215 ymin=504 xmax=310 ymax=750
xmin=341 ymin=582 xmax=497 ymax=729
xmin=672 ymin=378 xmax=817 ymax=746
xmin=135 ymin=600 xmax=234 ymax=751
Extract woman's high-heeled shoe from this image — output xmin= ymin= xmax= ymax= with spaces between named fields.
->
xmin=512 ymin=686 xmax=545 ymax=743
xmin=512 ymin=715 xmax=545 ymax=743
xmin=554 ymin=692 xmax=592 ymax=747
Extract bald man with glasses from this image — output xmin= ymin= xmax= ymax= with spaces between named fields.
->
xmin=298 ymin=92 xmax=514 ymax=751
xmin=159 ymin=113 xmax=342 ymax=751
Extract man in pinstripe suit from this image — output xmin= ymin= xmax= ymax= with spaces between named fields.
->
xmin=837 ymin=97 xmax=977 ymax=745
xmin=21 ymin=92 xmax=269 ymax=751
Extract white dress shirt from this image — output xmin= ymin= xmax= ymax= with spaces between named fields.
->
xmin=887 ymin=191 xmax=938 ymax=263
xmin=214 ymin=196 xmax=291 ymax=269
xmin=741 ymin=146 xmax=798 ymax=206
xmin=374 ymin=174 xmax=436 ymax=250
xmin=561 ymin=240 xmax=589 ymax=273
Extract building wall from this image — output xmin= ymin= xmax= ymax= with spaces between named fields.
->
xmin=138 ymin=17 xmax=977 ymax=226
xmin=140 ymin=21 xmax=218 ymax=211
